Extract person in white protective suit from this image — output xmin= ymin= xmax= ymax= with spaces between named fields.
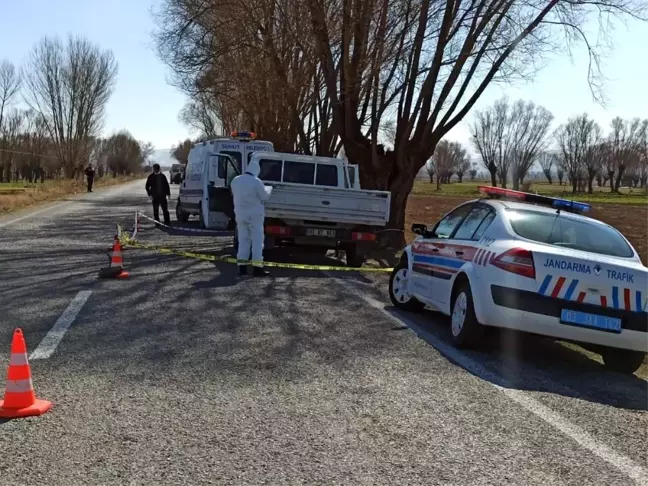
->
xmin=230 ymin=158 xmax=273 ymax=276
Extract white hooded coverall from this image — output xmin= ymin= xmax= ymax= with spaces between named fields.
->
xmin=230 ymin=159 xmax=273 ymax=267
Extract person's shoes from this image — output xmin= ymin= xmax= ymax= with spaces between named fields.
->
xmin=238 ymin=265 xmax=248 ymax=276
xmin=253 ymin=267 xmax=270 ymax=277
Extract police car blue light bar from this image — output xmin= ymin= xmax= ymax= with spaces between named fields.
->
xmin=231 ymin=131 xmax=256 ymax=139
xmin=478 ymin=186 xmax=591 ymax=213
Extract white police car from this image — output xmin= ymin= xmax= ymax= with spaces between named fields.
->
xmin=389 ymin=186 xmax=648 ymax=374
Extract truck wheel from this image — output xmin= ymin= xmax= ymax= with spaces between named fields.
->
xmin=601 ymin=348 xmax=645 ymax=374
xmin=345 ymin=244 xmax=364 ymax=268
xmin=389 ymin=260 xmax=424 ymax=312
xmin=176 ymin=200 xmax=189 ymax=223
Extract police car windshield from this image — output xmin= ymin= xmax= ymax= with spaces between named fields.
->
xmin=506 ymin=209 xmax=634 ymax=258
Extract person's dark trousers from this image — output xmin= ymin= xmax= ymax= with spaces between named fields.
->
xmin=152 ymin=197 xmax=171 ymax=226
xmin=87 ymin=177 xmax=94 ymax=192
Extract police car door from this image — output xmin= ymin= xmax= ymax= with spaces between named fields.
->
xmin=441 ymin=204 xmax=497 ymax=303
xmin=411 ymin=204 xmax=473 ymax=306
xmin=201 ymin=153 xmax=239 ymax=229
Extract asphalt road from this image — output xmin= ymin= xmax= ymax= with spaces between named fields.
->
xmin=0 ymin=180 xmax=647 ymax=486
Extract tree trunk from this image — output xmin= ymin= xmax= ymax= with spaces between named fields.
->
xmin=587 ymin=174 xmax=595 ymax=194
xmin=614 ymin=169 xmax=625 ymax=193
xmin=489 ymin=169 xmax=497 ymax=187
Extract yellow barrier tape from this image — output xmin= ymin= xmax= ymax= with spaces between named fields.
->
xmin=116 ymin=224 xmax=394 ymax=273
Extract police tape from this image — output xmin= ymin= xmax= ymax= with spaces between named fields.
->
xmin=116 ymin=224 xmax=394 ymax=273
xmin=137 ymin=212 xmax=233 ymax=235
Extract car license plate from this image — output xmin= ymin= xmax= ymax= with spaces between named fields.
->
xmin=305 ymin=228 xmax=336 ymax=238
xmin=560 ymin=309 xmax=622 ymax=333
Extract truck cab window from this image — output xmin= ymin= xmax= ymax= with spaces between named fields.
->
xmin=316 ymin=164 xmax=337 ymax=187
xmin=283 ymin=161 xmax=315 ymax=184
xmin=259 ymin=159 xmax=282 ymax=181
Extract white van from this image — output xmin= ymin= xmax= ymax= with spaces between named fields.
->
xmin=176 ymin=133 xmax=274 ymax=228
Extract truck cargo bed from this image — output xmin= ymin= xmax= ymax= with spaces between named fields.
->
xmin=265 ymin=183 xmax=391 ymax=227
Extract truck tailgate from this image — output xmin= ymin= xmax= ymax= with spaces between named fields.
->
xmin=265 ymin=183 xmax=391 ymax=226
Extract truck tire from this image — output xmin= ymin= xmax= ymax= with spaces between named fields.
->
xmin=176 ymin=199 xmax=189 ymax=223
xmin=345 ymin=244 xmax=364 ymax=268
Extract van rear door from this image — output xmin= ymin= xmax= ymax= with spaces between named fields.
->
xmin=201 ymin=154 xmax=239 ymax=228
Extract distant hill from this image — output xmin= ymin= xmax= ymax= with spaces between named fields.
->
xmin=148 ymin=149 xmax=176 ymax=170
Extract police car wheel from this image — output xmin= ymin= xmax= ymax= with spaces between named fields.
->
xmin=389 ymin=260 xmax=424 ymax=312
xmin=601 ymin=348 xmax=645 ymax=375
xmin=450 ymin=281 xmax=483 ymax=349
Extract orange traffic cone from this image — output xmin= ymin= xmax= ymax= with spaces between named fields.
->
xmin=0 ymin=328 xmax=53 ymax=419
xmin=99 ymin=236 xmax=130 ymax=278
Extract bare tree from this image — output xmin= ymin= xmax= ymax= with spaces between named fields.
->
xmin=0 ymin=60 xmax=21 ymax=133
xmin=101 ymin=131 xmax=148 ymax=176
xmin=470 ymin=99 xmax=508 ymax=186
xmin=471 ymin=98 xmax=553 ymax=189
xmin=508 ymin=101 xmax=554 ymax=189
xmin=425 ymin=158 xmax=435 ymax=183
xmin=538 ymin=151 xmax=556 ymax=184
xmin=179 ymin=95 xmax=223 ymax=138
xmin=23 ymin=35 xmax=118 ymax=178
xmin=171 ymin=138 xmax=193 ymax=164
xmin=583 ymin=139 xmax=607 ymax=193
xmin=608 ymin=117 xmax=646 ymax=192
xmin=555 ymin=114 xmax=600 ymax=194
xmin=432 ymin=140 xmax=468 ymax=188
xmin=469 ymin=163 xmax=478 ymax=181
xmin=305 ymin=0 xmax=645 ymax=242
xmin=455 ymin=152 xmax=472 ymax=183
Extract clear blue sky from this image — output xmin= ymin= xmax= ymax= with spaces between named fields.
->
xmin=0 ymin=0 xmax=646 ymax=152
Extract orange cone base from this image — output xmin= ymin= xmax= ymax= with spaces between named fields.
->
xmin=116 ymin=270 xmax=129 ymax=279
xmin=99 ymin=267 xmax=127 ymax=279
xmin=0 ymin=398 xmax=53 ymax=419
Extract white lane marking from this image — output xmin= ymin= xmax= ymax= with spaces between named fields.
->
xmin=0 ymin=201 xmax=72 ymax=228
xmin=329 ymin=274 xmax=648 ymax=486
xmin=30 ymin=291 xmax=92 ymax=360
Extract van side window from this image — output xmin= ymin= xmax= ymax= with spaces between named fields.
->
xmin=259 ymin=159 xmax=282 ymax=181
xmin=217 ymin=156 xmax=238 ymax=186
xmin=316 ymin=164 xmax=337 ymax=186
xmin=283 ymin=161 xmax=315 ymax=184
xmin=221 ymin=151 xmax=242 ymax=173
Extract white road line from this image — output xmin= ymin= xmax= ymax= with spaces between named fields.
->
xmin=330 ymin=274 xmax=648 ymax=486
xmin=0 ymin=201 xmax=72 ymax=228
xmin=30 ymin=290 xmax=92 ymax=360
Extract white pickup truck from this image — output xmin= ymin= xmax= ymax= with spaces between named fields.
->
xmin=188 ymin=149 xmax=391 ymax=267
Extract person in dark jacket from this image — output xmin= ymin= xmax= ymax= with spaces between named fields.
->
xmin=85 ymin=164 xmax=95 ymax=192
xmin=145 ymin=163 xmax=171 ymax=226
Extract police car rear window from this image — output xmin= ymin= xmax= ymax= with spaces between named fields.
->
xmin=506 ymin=209 xmax=634 ymax=258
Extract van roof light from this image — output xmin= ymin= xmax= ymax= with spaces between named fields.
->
xmin=477 ymin=186 xmax=591 ymax=213
xmin=231 ymin=131 xmax=256 ymax=139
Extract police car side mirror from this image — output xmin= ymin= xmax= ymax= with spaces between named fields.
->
xmin=411 ymin=223 xmax=427 ymax=236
